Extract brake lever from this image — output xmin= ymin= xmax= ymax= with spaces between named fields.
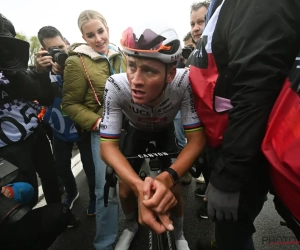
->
xmin=104 ymin=165 xmax=117 ymax=207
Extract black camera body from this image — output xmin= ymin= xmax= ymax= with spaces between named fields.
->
xmin=43 ymin=46 xmax=68 ymax=68
xmin=0 ymin=158 xmax=31 ymax=228
xmin=182 ymin=45 xmax=195 ymax=60
xmin=0 ymin=158 xmax=18 ymax=187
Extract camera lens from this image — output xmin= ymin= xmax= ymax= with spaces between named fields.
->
xmin=182 ymin=48 xmax=192 ymax=60
xmin=0 ymin=38 xmax=29 ymax=71
xmin=54 ymin=53 xmax=68 ymax=68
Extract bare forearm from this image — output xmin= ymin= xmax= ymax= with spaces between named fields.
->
xmin=100 ymin=142 xmax=144 ymax=196
xmin=157 ymin=130 xmax=206 ymax=187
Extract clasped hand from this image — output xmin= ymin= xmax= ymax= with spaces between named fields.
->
xmin=138 ymin=176 xmax=177 ymax=234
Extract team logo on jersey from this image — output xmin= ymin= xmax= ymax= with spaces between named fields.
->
xmin=100 ymin=124 xmax=107 ymax=130
xmin=128 ymin=105 xmax=150 ymax=116
xmin=107 ymin=77 xmax=121 ymax=92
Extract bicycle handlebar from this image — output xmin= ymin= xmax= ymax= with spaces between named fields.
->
xmin=103 ymin=147 xmax=204 ymax=206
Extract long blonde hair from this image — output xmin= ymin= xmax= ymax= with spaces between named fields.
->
xmin=78 ymin=10 xmax=108 ymax=33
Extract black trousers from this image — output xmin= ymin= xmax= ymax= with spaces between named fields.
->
xmin=0 ymin=125 xmax=61 ymax=207
xmin=0 ymin=203 xmax=71 ymax=250
xmin=52 ymin=134 xmax=96 ymax=200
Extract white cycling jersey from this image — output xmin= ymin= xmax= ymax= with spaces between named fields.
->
xmin=100 ymin=68 xmax=202 ymax=142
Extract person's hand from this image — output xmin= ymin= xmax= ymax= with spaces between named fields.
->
xmin=142 ymin=176 xmax=177 ymax=214
xmin=92 ymin=118 xmax=101 ymax=131
xmin=205 ymin=182 xmax=241 ymax=222
xmin=51 ymin=62 xmax=64 ymax=75
xmin=35 ymin=49 xmax=53 ymax=73
xmin=1 ymin=186 xmax=12 ymax=198
xmin=137 ymin=194 xmax=174 ymax=234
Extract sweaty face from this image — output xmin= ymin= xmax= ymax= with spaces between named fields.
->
xmin=127 ymin=57 xmax=175 ymax=107
xmin=190 ymin=6 xmax=207 ymax=43
xmin=42 ymin=36 xmax=67 ymax=52
xmin=81 ymin=19 xmax=109 ymax=55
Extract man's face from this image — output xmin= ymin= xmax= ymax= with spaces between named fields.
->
xmin=190 ymin=6 xmax=208 ymax=43
xmin=42 ymin=35 xmax=67 ymax=52
xmin=184 ymin=37 xmax=196 ymax=49
xmin=126 ymin=56 xmax=175 ymax=106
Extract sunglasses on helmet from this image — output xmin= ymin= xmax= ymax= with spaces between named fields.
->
xmin=120 ymin=27 xmax=172 ymax=53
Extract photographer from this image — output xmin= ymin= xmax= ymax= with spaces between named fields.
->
xmin=36 ymin=26 xmax=96 ymax=215
xmin=0 ymin=13 xmax=61 ymax=207
xmin=177 ymin=31 xmax=196 ymax=69
xmin=35 ymin=29 xmax=68 ymax=75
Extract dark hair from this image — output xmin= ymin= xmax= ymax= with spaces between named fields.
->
xmin=190 ymin=1 xmax=210 ymax=14
xmin=37 ymin=26 xmax=64 ymax=47
xmin=183 ymin=31 xmax=196 ymax=45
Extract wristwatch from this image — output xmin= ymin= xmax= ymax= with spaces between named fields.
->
xmin=163 ymin=168 xmax=179 ymax=187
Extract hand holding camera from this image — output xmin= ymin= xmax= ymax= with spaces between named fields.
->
xmin=36 ymin=49 xmax=53 ymax=72
xmin=182 ymin=45 xmax=195 ymax=60
xmin=36 ymin=47 xmax=68 ymax=75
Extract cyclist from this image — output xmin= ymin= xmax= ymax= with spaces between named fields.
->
xmin=100 ymin=22 xmax=206 ymax=250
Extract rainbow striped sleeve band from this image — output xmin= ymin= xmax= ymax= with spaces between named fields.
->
xmin=183 ymin=122 xmax=203 ymax=133
xmin=100 ymin=132 xmax=121 ymax=142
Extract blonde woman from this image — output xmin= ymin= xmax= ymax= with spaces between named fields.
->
xmin=62 ymin=10 xmax=126 ymax=250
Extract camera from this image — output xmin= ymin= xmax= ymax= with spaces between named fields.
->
xmin=43 ymin=46 xmax=68 ymax=68
xmin=182 ymin=45 xmax=195 ymax=60
xmin=0 ymin=158 xmax=31 ymax=228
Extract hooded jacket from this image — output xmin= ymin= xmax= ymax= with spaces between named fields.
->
xmin=62 ymin=43 xmax=127 ymax=131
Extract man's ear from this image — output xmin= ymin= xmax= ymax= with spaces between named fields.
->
xmin=167 ymin=66 xmax=176 ymax=83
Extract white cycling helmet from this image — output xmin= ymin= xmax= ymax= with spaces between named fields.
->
xmin=120 ymin=21 xmax=182 ymax=64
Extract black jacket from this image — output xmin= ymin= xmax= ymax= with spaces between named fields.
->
xmin=190 ymin=0 xmax=300 ymax=191
xmin=3 ymin=70 xmax=54 ymax=106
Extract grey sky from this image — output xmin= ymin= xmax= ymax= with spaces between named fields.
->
xmin=1 ymin=0 xmax=200 ymax=47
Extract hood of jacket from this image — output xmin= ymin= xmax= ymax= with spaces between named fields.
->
xmin=68 ymin=43 xmax=122 ymax=60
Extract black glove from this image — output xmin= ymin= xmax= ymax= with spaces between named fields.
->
xmin=205 ymin=182 xmax=240 ymax=221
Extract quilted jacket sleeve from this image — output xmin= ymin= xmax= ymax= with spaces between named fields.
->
xmin=62 ymin=56 xmax=100 ymax=131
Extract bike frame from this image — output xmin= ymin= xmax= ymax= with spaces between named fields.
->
xmin=104 ymin=141 xmax=178 ymax=250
